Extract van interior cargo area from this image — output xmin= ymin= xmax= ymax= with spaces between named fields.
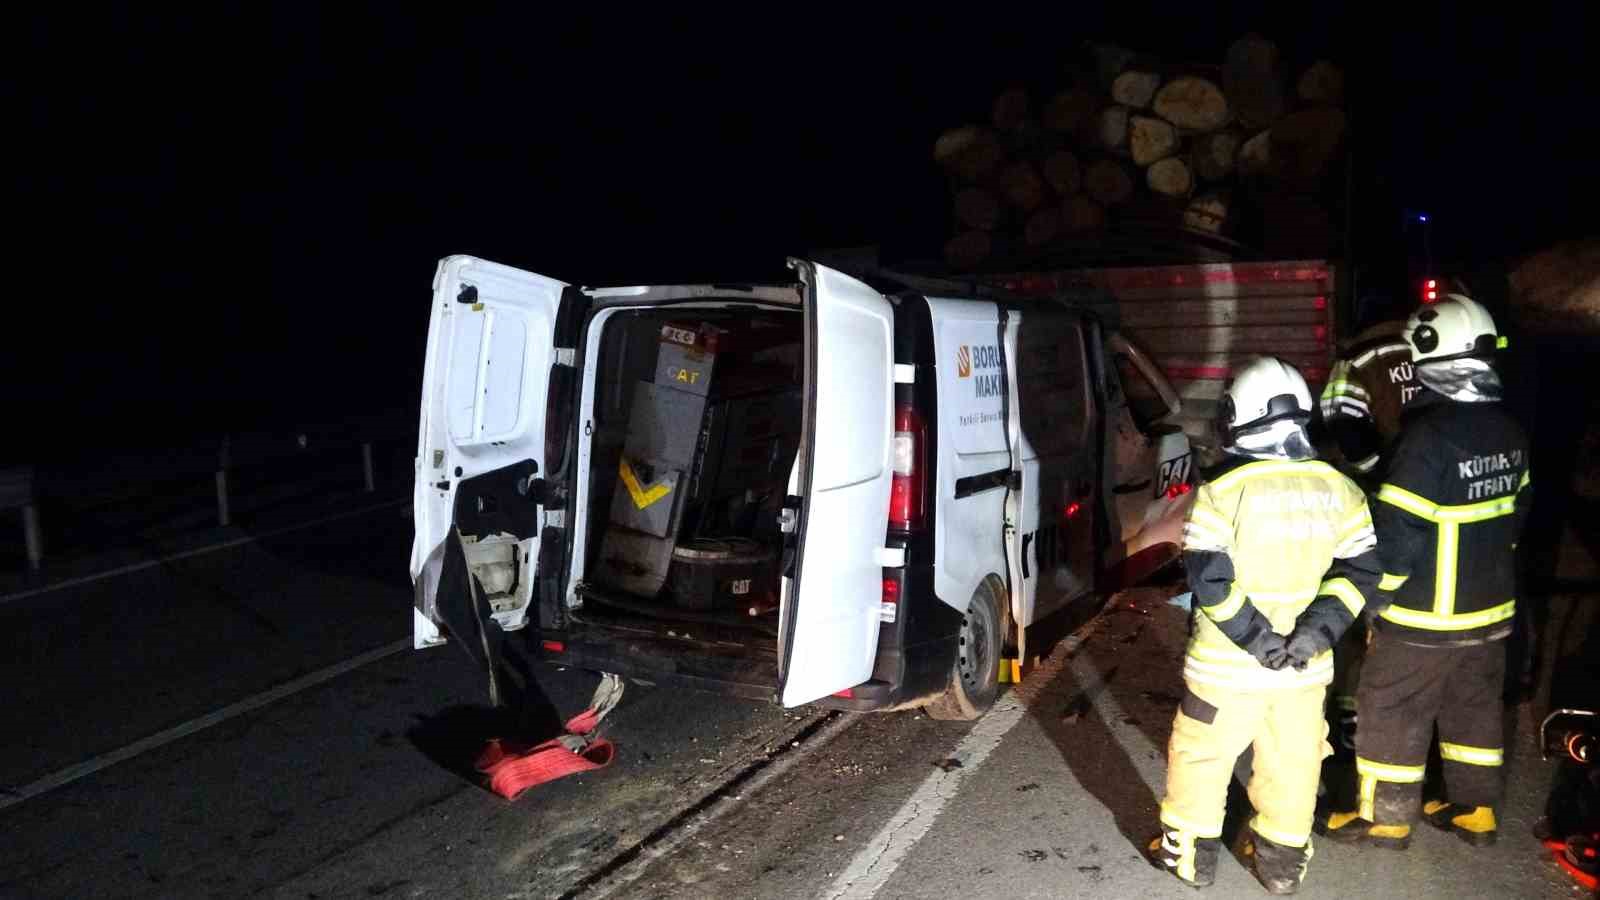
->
xmin=574 ymin=308 xmax=802 ymax=643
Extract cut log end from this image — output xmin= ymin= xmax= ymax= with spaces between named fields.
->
xmin=1153 ymin=76 xmax=1230 ymax=133
xmin=1129 ymin=115 xmax=1179 ymax=167
xmin=1111 ymin=70 xmax=1161 ymax=109
xmin=1192 ymin=131 xmax=1241 ymax=181
xmin=1237 ymin=130 xmax=1273 ymax=179
xmin=1184 ymin=192 xmax=1231 ymax=234
xmin=1147 ymin=157 xmax=1194 ymax=198
xmin=1097 ymin=105 xmax=1131 ymax=152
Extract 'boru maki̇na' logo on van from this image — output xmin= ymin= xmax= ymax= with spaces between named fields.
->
xmin=956 ymin=344 xmax=1004 ymax=398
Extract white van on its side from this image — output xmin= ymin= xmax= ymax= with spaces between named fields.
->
xmin=409 ymin=256 xmax=1194 ymax=719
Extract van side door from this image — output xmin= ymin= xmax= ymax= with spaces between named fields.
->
xmin=1011 ymin=310 xmax=1101 ymax=627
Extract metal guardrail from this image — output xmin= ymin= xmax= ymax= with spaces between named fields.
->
xmin=4 ymin=423 xmax=411 ymax=571
xmin=0 ymin=467 xmax=43 ymax=570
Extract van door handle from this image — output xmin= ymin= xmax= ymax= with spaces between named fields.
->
xmin=778 ymin=507 xmax=799 ymax=534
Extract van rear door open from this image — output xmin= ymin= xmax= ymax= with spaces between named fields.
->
xmin=778 ymin=262 xmax=896 ymax=706
xmin=410 ymin=256 xmax=573 ymax=651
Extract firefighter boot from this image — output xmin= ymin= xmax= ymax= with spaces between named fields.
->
xmin=1317 ymin=811 xmax=1411 ymax=850
xmin=1248 ymin=831 xmax=1313 ymax=895
xmin=1147 ymin=828 xmax=1220 ymax=888
xmin=1423 ymin=802 xmax=1498 ymax=847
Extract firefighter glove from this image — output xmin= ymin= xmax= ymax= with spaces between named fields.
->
xmin=1285 ymin=595 xmax=1357 ymax=670
xmin=1245 ymin=628 xmax=1292 ymax=670
xmin=1207 ymin=598 xmax=1292 ymax=670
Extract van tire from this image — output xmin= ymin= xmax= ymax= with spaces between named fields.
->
xmin=923 ymin=581 xmax=1003 ymax=721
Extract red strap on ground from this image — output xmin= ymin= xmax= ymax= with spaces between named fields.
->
xmin=475 ymin=709 xmax=616 ymax=800
xmin=1544 ymin=833 xmax=1600 ymax=891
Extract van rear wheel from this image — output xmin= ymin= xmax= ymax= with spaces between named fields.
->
xmin=924 ymin=581 xmax=1003 ymax=721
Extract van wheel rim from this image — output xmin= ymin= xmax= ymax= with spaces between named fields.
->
xmin=957 ymin=604 xmax=993 ymax=689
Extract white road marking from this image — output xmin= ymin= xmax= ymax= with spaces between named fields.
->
xmin=823 ymin=695 xmax=1029 ymax=900
xmin=824 ymin=606 xmax=1166 ymax=900
xmin=0 ymin=637 xmax=411 ymax=811
xmin=0 ymin=498 xmax=409 ymax=605
xmin=1067 ymin=653 xmax=1164 ymax=794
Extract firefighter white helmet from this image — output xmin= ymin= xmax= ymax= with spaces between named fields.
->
xmin=1405 ymin=294 xmax=1499 ymax=363
xmin=1219 ymin=356 xmax=1315 ymax=459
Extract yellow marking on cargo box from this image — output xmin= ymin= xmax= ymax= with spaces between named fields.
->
xmin=619 ymin=460 xmax=671 ymax=509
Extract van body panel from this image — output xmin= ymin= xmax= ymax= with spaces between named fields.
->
xmin=924 ymin=297 xmax=1011 ymax=616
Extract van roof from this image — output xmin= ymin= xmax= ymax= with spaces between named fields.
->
xmin=583 ymin=283 xmax=801 ymax=305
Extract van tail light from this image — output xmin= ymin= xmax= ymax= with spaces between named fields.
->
xmin=880 ymin=573 xmax=902 ymax=624
xmin=889 ymin=403 xmax=927 ymax=532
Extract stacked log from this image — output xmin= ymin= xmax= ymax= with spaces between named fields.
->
xmin=1508 ymin=238 xmax=1600 ymax=334
xmin=933 ymin=35 xmax=1349 ymax=270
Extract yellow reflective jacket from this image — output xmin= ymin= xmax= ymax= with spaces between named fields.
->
xmin=1181 ymin=458 xmax=1381 ymax=689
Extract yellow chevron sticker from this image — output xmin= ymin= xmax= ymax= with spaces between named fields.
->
xmin=619 ymin=460 xmax=672 ymax=510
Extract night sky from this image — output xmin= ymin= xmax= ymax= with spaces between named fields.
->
xmin=11 ymin=9 xmax=1596 ymax=460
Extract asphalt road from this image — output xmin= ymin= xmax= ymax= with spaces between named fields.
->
xmin=1 ymin=508 xmax=1592 ymax=899
xmin=609 ymin=589 xmax=1590 ymax=900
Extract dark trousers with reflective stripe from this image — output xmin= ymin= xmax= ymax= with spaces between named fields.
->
xmin=1354 ymin=632 xmax=1506 ymax=824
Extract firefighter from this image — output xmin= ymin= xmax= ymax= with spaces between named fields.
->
xmin=1149 ymin=356 xmax=1381 ymax=894
xmin=1320 ymin=319 xmax=1420 ymax=483
xmin=1321 ymin=294 xmax=1532 ymax=850
xmin=1318 ymin=316 xmax=1420 ymax=753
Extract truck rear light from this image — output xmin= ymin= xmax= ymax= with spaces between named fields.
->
xmin=541 ymin=640 xmax=565 ymax=653
xmin=1165 ymin=482 xmax=1192 ymax=499
xmin=1064 ymin=501 xmax=1082 ymax=519
xmin=882 ymin=577 xmax=900 ymax=605
xmin=889 ymin=403 xmax=927 ymax=532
